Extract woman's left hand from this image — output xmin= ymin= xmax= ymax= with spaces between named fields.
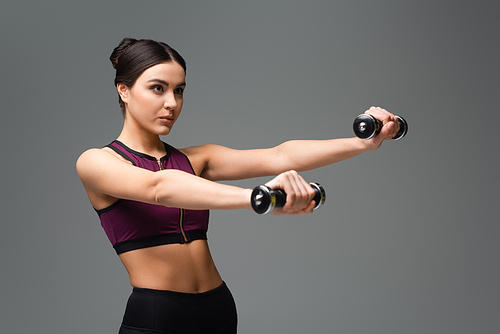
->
xmin=364 ymin=106 xmax=401 ymax=149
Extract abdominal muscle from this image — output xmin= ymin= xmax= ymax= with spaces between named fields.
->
xmin=118 ymin=240 xmax=223 ymax=293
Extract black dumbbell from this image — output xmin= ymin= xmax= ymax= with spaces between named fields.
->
xmin=353 ymin=114 xmax=408 ymax=140
xmin=251 ymin=182 xmax=326 ymax=215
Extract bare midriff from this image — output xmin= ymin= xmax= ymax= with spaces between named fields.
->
xmin=119 ymin=239 xmax=223 ymax=293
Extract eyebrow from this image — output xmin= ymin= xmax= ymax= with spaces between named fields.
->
xmin=147 ymin=78 xmax=186 ymax=87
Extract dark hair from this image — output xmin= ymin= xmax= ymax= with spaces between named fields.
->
xmin=110 ymin=38 xmax=187 ymax=114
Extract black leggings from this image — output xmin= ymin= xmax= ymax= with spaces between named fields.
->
xmin=118 ymin=282 xmax=238 ymax=334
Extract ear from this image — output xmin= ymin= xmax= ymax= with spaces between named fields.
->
xmin=117 ymin=83 xmax=130 ymax=103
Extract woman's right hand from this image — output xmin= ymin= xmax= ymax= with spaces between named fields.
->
xmin=264 ymin=170 xmax=317 ymax=215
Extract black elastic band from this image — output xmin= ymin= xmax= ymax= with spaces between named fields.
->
xmin=113 ymin=230 xmax=208 ymax=255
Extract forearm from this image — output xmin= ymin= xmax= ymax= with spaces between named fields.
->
xmin=154 ymin=169 xmax=253 ymax=210
xmin=274 ymin=137 xmax=373 ymax=173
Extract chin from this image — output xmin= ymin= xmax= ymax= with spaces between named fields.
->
xmin=157 ymin=127 xmax=173 ymax=136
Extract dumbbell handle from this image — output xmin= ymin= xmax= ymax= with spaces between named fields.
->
xmin=353 ymin=114 xmax=408 ymax=140
xmin=251 ymin=182 xmax=326 ymax=215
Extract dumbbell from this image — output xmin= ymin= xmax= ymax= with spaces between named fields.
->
xmin=353 ymin=114 xmax=408 ymax=140
xmin=251 ymin=182 xmax=326 ymax=215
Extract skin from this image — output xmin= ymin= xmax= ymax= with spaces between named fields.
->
xmin=76 ymin=61 xmax=400 ymax=293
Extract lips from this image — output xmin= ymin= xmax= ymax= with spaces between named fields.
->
xmin=159 ymin=116 xmax=174 ymax=124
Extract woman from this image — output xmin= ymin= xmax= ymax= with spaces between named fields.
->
xmin=76 ymin=38 xmax=400 ymax=334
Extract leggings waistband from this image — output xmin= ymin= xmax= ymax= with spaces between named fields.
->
xmin=132 ymin=281 xmax=228 ymax=299
xmin=120 ymin=281 xmax=237 ymax=334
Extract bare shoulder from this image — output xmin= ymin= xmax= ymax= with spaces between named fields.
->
xmin=76 ymin=146 xmax=159 ymax=209
xmin=76 ymin=148 xmax=102 ymax=174
xmin=77 ymin=147 xmax=108 ymax=171
xmin=76 ymin=147 xmax=128 ymax=181
xmin=77 ymin=147 xmax=105 ymax=162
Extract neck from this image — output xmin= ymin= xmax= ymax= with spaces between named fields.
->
xmin=117 ymin=119 xmax=166 ymax=158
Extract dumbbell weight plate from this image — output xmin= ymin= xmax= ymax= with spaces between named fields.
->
xmin=310 ymin=182 xmax=326 ymax=209
xmin=393 ymin=116 xmax=408 ymax=140
xmin=251 ymin=185 xmax=276 ymax=215
xmin=353 ymin=114 xmax=380 ymax=139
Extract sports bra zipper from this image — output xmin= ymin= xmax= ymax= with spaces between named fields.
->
xmin=179 ymin=209 xmax=188 ymax=243
xmin=158 ymin=158 xmax=188 ymax=243
xmin=156 ymin=159 xmax=164 ymax=171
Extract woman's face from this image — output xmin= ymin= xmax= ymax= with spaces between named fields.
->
xmin=118 ymin=62 xmax=186 ymax=136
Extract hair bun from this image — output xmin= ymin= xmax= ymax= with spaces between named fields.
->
xmin=110 ymin=38 xmax=138 ymax=69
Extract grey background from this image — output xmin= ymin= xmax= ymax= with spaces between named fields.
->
xmin=1 ymin=1 xmax=498 ymax=333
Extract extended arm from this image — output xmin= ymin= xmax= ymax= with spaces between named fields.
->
xmin=188 ymin=137 xmax=369 ymax=181
xmin=76 ymin=149 xmax=316 ymax=214
xmin=76 ymin=148 xmax=253 ymax=211
xmin=189 ymin=107 xmax=399 ymax=182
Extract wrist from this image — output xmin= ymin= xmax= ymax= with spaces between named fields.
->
xmin=242 ymin=188 xmax=253 ymax=210
xmin=351 ymin=136 xmax=376 ymax=152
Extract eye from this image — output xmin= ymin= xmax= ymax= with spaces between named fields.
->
xmin=151 ymin=85 xmax=164 ymax=93
xmin=174 ymin=87 xmax=185 ymax=95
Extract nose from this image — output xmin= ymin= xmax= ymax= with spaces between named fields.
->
xmin=163 ymin=92 xmax=177 ymax=110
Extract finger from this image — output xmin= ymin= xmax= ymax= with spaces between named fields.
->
xmin=386 ymin=115 xmax=402 ymax=139
xmin=278 ymin=171 xmax=302 ymax=212
xmin=271 ymin=205 xmax=314 ymax=216
xmin=278 ymin=203 xmax=315 ymax=216
xmin=287 ymin=173 xmax=316 ymax=212
xmin=378 ymin=121 xmax=394 ymax=141
xmin=366 ymin=106 xmax=394 ymax=125
xmin=298 ymin=177 xmax=317 ymax=209
xmin=292 ymin=200 xmax=316 ymax=215
xmin=264 ymin=177 xmax=281 ymax=190
xmin=366 ymin=107 xmax=402 ymax=140
xmin=302 ymin=200 xmax=316 ymax=214
xmin=294 ymin=174 xmax=315 ymax=211
xmin=281 ymin=171 xmax=301 ymax=212
xmin=265 ymin=171 xmax=316 ymax=213
xmin=265 ymin=171 xmax=297 ymax=212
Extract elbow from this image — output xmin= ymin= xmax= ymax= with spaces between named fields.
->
xmin=152 ymin=172 xmax=170 ymax=206
xmin=151 ymin=170 xmax=185 ymax=207
xmin=154 ymin=189 xmax=163 ymax=206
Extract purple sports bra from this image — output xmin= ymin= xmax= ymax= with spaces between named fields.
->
xmin=95 ymin=140 xmax=210 ymax=255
